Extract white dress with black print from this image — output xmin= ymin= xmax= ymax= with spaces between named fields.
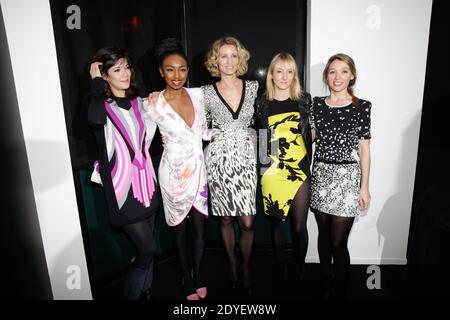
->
xmin=310 ymin=96 xmax=371 ymax=217
xmin=202 ymin=80 xmax=259 ymax=217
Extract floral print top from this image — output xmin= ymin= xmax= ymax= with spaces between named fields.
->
xmin=143 ymin=88 xmax=210 ymax=226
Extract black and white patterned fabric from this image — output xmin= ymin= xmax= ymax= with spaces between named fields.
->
xmin=202 ymin=80 xmax=259 ymax=216
xmin=311 ymin=161 xmax=361 ymax=217
xmin=310 ymin=96 xmax=371 ymax=217
xmin=310 ymin=96 xmax=371 ymax=162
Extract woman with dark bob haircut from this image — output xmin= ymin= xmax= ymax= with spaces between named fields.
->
xmin=88 ymin=46 xmax=159 ymax=300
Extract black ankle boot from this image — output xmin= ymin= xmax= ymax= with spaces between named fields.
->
xmin=242 ymin=284 xmax=253 ymax=296
xmin=139 ymin=288 xmax=151 ymax=301
xmin=230 ymin=279 xmax=239 ymax=290
xmin=274 ymin=263 xmax=288 ymax=282
xmin=322 ymin=275 xmax=335 ymax=300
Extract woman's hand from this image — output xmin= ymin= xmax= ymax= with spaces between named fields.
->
xmin=359 ymin=187 xmax=371 ymax=210
xmin=146 ymin=91 xmax=160 ymax=108
xmin=90 ymin=62 xmax=103 ymax=79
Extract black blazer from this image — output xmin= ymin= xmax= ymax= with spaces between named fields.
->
xmin=254 ymin=93 xmax=313 ymax=165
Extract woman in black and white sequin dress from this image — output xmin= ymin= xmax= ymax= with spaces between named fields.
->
xmin=310 ymin=53 xmax=372 ymax=298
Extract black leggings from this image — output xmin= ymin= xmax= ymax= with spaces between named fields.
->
xmin=122 ymin=214 xmax=156 ymax=299
xmin=171 ymin=207 xmax=206 ymax=295
xmin=271 ymin=179 xmax=310 ymax=274
xmin=219 ymin=215 xmax=255 ymax=286
xmin=314 ymin=211 xmax=354 ymax=294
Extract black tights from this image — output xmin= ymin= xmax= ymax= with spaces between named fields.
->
xmin=314 ymin=211 xmax=354 ymax=295
xmin=219 ymin=215 xmax=255 ymax=286
xmin=271 ymin=179 xmax=310 ymax=277
xmin=122 ymin=214 xmax=156 ymax=299
xmin=171 ymin=207 xmax=206 ymax=295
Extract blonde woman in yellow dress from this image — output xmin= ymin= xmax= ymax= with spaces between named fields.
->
xmin=254 ymin=53 xmax=312 ymax=286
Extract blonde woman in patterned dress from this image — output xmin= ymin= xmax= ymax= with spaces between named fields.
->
xmin=202 ymin=37 xmax=258 ymax=293
xmin=310 ymin=53 xmax=372 ymax=299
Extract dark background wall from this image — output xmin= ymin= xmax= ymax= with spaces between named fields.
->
xmin=185 ymin=0 xmax=305 ymax=90
xmin=409 ymin=0 xmax=450 ymax=240
xmin=410 ymin=0 xmax=450 ymax=201
xmin=407 ymin=0 xmax=450 ymax=297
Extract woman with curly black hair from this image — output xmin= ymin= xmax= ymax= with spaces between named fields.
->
xmin=144 ymin=38 xmax=210 ymax=300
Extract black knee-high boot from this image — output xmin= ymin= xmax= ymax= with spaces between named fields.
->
xmin=123 ymin=257 xmax=154 ymax=300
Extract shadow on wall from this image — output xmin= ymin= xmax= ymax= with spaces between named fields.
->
xmin=374 ymin=111 xmax=422 ymax=264
xmin=309 ymin=63 xmax=327 ymax=96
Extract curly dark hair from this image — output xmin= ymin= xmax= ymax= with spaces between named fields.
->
xmin=154 ymin=38 xmax=188 ymax=67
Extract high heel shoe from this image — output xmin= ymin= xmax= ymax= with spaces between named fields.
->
xmin=240 ymin=264 xmax=253 ymax=296
xmin=274 ymin=263 xmax=288 ymax=282
xmin=228 ymin=260 xmax=240 ymax=290
xmin=230 ymin=279 xmax=239 ymax=290
xmin=186 ymin=292 xmax=200 ymax=300
xmin=182 ymin=276 xmax=200 ymax=300
xmin=321 ymin=274 xmax=335 ymax=300
xmin=242 ymin=284 xmax=253 ymax=296
xmin=139 ymin=288 xmax=151 ymax=301
xmin=196 ymin=287 xmax=207 ymax=299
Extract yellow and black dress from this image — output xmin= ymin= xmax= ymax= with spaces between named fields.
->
xmin=261 ymin=99 xmax=310 ymax=221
